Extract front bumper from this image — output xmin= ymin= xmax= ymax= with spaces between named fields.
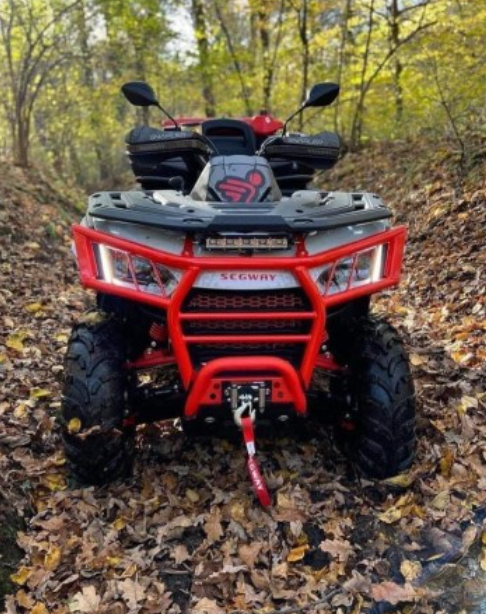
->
xmin=72 ymin=224 xmax=406 ymax=416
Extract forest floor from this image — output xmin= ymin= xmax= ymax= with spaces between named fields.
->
xmin=0 ymin=139 xmax=486 ymax=614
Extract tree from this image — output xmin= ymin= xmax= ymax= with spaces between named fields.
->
xmin=191 ymin=0 xmax=216 ymax=116
xmin=0 ymin=0 xmax=81 ymax=167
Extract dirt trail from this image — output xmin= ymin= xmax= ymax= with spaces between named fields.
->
xmin=1 ymin=145 xmax=485 ymax=614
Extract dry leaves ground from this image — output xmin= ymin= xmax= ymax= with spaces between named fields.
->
xmin=0 ymin=141 xmax=485 ymax=614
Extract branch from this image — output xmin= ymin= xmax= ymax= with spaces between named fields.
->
xmin=362 ymin=20 xmax=436 ymax=99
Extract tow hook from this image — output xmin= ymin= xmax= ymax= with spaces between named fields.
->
xmin=232 ymin=389 xmax=271 ymax=507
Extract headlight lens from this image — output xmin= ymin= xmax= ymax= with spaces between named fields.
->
xmin=311 ymin=245 xmax=386 ymax=295
xmin=95 ymin=245 xmax=180 ymax=296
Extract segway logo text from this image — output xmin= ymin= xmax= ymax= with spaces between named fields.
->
xmin=220 ymin=273 xmax=277 ymax=282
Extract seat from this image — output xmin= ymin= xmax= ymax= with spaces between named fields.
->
xmin=202 ymin=119 xmax=257 ymax=156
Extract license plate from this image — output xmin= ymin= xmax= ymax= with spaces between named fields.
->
xmin=205 ymin=236 xmax=288 ymax=251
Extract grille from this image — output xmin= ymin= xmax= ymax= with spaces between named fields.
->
xmin=181 ymin=288 xmax=311 ymax=368
xmin=183 ymin=318 xmax=310 ymax=335
xmin=182 ymin=288 xmax=310 ymax=313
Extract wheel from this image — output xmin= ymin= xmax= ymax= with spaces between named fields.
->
xmin=61 ymin=313 xmax=135 ymax=484
xmin=337 ymin=317 xmax=416 ymax=479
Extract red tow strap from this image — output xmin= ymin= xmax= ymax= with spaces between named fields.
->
xmin=241 ymin=416 xmax=271 ymax=507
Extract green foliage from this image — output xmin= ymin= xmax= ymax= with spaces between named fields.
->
xmin=0 ymin=0 xmax=484 ymax=186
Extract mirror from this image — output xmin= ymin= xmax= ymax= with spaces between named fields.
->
xmin=282 ymin=82 xmax=340 ymax=133
xmin=305 ymin=82 xmax=340 ymax=108
xmin=121 ymin=81 xmax=159 ymax=107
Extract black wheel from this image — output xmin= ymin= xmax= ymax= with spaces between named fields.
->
xmin=61 ymin=313 xmax=135 ymax=484
xmin=337 ymin=317 xmax=416 ymax=479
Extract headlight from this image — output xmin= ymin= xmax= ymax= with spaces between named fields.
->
xmin=95 ymin=245 xmax=180 ymax=296
xmin=311 ymin=245 xmax=386 ymax=295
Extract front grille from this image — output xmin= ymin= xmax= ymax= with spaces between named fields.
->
xmin=183 ymin=318 xmax=310 ymax=335
xmin=181 ymin=288 xmax=311 ymax=368
xmin=182 ymin=288 xmax=310 ymax=313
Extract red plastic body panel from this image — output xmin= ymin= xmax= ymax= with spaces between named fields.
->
xmin=72 ymin=224 xmax=406 ymax=415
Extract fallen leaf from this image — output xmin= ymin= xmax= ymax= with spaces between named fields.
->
xmin=320 ymin=539 xmax=353 ymax=563
xmin=44 ymin=545 xmax=62 ymax=571
xmin=67 ymin=418 xmax=81 ymax=434
xmin=31 ymin=604 xmax=48 ymax=614
xmin=400 ymin=560 xmax=422 ymax=582
xmin=371 ymin=581 xmax=418 ymax=605
xmin=15 ymin=589 xmax=34 ymax=609
xmin=238 ymin=543 xmax=262 ymax=568
xmin=410 ymin=353 xmax=424 ymax=366
xmin=480 ymin=548 xmax=486 ymax=572
xmin=30 ymin=388 xmax=51 ymax=399
xmin=10 ymin=567 xmax=32 ymax=586
xmin=24 ymin=302 xmax=43 ymax=314
xmin=172 ymin=545 xmax=190 ymax=564
xmin=383 ymin=472 xmax=414 ymax=488
xmin=118 ymin=577 xmax=145 ymax=610
xmin=43 ymin=473 xmax=67 ymax=492
xmin=439 ymin=448 xmax=454 ymax=477
xmin=378 ymin=506 xmax=404 ymax=524
xmin=431 ymin=490 xmax=450 ymax=510
xmin=113 ymin=516 xmax=126 ymax=531
xmin=193 ymin=597 xmax=225 ymax=614
xmin=287 ymin=544 xmax=309 ymax=563
xmin=186 ymin=488 xmax=200 ymax=503
xmin=6 ymin=332 xmax=27 ymax=352
xmin=69 ymin=585 xmax=101 ymax=613
xmin=204 ymin=506 xmax=224 ymax=543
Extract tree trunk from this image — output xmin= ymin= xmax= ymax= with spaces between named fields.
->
xmin=389 ymin=0 xmax=403 ymax=124
xmin=334 ymin=0 xmax=352 ymax=133
xmin=349 ymin=0 xmax=375 ymax=149
xmin=258 ymin=3 xmax=272 ymax=112
xmin=14 ymin=110 xmax=30 ymax=167
xmin=298 ymin=0 xmax=309 ymax=131
xmin=213 ymin=0 xmax=253 ymax=115
xmin=192 ymin=0 xmax=216 ymax=117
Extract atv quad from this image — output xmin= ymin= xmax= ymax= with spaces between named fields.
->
xmin=62 ymin=81 xmax=415 ymax=504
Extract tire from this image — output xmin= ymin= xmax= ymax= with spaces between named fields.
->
xmin=61 ymin=313 xmax=135 ymax=484
xmin=342 ymin=317 xmax=416 ymax=479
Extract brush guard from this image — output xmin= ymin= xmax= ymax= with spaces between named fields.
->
xmin=72 ymin=223 xmax=406 ymax=505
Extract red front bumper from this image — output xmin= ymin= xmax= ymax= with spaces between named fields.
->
xmin=72 ymin=224 xmax=406 ymax=417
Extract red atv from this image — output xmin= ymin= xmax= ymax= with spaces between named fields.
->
xmin=62 ymin=81 xmax=415 ymax=504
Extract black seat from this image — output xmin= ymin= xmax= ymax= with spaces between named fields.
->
xmin=202 ymin=119 xmax=256 ymax=156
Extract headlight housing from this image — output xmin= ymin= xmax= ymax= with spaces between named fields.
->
xmin=311 ymin=245 xmax=386 ymax=295
xmin=95 ymin=245 xmax=180 ymax=296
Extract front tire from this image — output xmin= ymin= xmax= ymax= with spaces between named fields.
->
xmin=61 ymin=313 xmax=135 ymax=484
xmin=341 ymin=317 xmax=416 ymax=479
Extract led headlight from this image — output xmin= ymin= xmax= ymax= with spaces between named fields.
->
xmin=311 ymin=245 xmax=386 ymax=296
xmin=95 ymin=245 xmax=180 ymax=296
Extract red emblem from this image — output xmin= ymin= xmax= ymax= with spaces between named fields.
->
xmin=216 ymin=169 xmax=265 ymax=203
